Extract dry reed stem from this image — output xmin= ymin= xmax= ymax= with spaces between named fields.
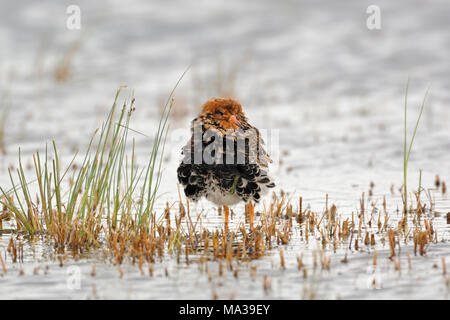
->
xmin=388 ymin=228 xmax=396 ymax=258
xmin=279 ymin=248 xmax=285 ymax=270
xmin=0 ymin=253 xmax=6 ymax=273
xmin=442 ymin=257 xmax=446 ymax=276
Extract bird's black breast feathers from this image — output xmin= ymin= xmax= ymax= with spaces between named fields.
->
xmin=177 ymin=116 xmax=275 ymax=205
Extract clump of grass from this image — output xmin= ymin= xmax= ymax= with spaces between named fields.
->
xmin=0 ymin=68 xmax=187 ymax=238
xmin=402 ymin=79 xmax=430 ymax=215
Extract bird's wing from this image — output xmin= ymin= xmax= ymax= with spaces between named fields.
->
xmin=180 ymin=116 xmax=272 ymax=167
xmin=233 ymin=125 xmax=273 ymax=168
xmin=177 ymin=117 xmax=275 ymax=203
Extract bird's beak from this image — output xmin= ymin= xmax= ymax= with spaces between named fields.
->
xmin=229 ymin=115 xmax=241 ymax=128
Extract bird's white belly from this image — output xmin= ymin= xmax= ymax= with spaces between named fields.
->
xmin=205 ymin=187 xmax=242 ymax=206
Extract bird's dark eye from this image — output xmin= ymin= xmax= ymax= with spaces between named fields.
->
xmin=215 ymin=110 xmax=224 ymax=116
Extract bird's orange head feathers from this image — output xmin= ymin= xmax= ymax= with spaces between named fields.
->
xmin=200 ymin=98 xmax=244 ymax=130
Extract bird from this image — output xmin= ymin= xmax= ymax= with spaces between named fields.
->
xmin=177 ymin=97 xmax=275 ymax=226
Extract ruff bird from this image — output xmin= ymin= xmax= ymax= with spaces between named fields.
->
xmin=177 ymin=98 xmax=275 ymax=225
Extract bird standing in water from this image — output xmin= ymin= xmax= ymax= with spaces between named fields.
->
xmin=177 ymin=98 xmax=275 ymax=226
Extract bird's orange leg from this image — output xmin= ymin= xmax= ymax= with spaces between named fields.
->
xmin=224 ymin=205 xmax=230 ymax=228
xmin=249 ymin=201 xmax=254 ymax=230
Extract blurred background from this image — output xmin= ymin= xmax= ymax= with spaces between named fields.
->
xmin=0 ymin=0 xmax=449 ymax=208
xmin=1 ymin=0 xmax=450 ymax=300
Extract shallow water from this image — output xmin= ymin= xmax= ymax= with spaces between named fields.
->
xmin=0 ymin=0 xmax=449 ymax=299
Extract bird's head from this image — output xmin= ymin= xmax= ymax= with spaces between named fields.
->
xmin=200 ymin=98 xmax=245 ymax=130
